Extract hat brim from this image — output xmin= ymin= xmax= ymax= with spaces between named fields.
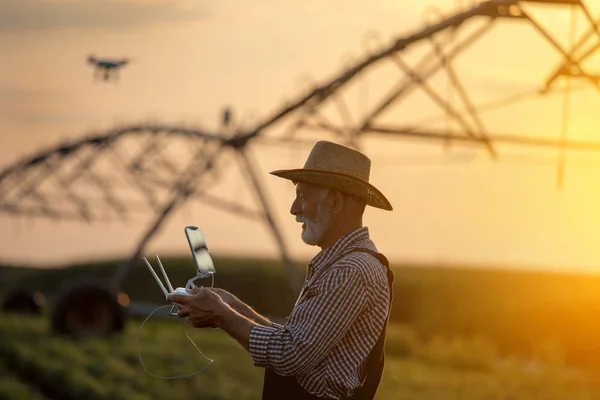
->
xmin=270 ymin=168 xmax=393 ymax=211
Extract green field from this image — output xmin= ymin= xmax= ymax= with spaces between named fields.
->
xmin=3 ymin=256 xmax=600 ymax=368
xmin=2 ymin=257 xmax=600 ymax=399
xmin=1 ymin=312 xmax=600 ymax=400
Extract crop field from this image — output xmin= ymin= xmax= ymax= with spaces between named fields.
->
xmin=1 ymin=312 xmax=600 ymax=400
xmin=2 ymin=258 xmax=600 ymax=399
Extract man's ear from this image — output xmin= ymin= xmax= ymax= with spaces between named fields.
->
xmin=331 ymin=190 xmax=345 ymax=214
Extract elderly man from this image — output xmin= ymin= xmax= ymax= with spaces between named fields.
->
xmin=167 ymin=140 xmax=394 ymax=400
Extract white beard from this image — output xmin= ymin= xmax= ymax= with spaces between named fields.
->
xmin=299 ymin=199 xmax=332 ymax=246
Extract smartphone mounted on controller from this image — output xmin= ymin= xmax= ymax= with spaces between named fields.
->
xmin=142 ymin=226 xmax=216 ymax=316
xmin=184 ymin=226 xmax=216 ymax=280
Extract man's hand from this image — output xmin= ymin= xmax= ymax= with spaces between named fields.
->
xmin=183 ymin=287 xmax=244 ymax=316
xmin=166 ymin=287 xmax=232 ymax=329
xmin=206 ymin=288 xmax=243 ymax=311
xmin=200 ymin=287 xmax=275 ymax=327
xmin=167 ymin=287 xmax=259 ymax=352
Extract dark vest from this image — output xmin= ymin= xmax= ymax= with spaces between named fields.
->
xmin=261 ymin=247 xmax=395 ymax=400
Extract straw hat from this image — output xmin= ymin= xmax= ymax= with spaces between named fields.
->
xmin=270 ymin=140 xmax=393 ymax=211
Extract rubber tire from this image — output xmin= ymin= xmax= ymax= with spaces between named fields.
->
xmin=1 ymin=288 xmax=43 ymax=315
xmin=50 ymin=279 xmax=126 ymax=338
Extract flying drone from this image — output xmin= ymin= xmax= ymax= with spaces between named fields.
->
xmin=87 ymin=54 xmax=130 ymax=82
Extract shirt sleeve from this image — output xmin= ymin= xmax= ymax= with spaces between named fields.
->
xmin=248 ymin=265 xmax=367 ymax=376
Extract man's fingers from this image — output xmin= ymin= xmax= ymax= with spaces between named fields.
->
xmin=183 ymin=287 xmax=212 ymax=296
xmin=167 ymin=294 xmax=189 ymax=304
xmin=177 ymin=306 xmax=190 ymax=318
xmin=189 ymin=314 xmax=217 ymax=328
xmin=192 ymin=320 xmax=217 ymax=329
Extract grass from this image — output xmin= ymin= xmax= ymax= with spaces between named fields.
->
xmin=3 ymin=257 xmax=600 ymax=399
xmin=1 ymin=312 xmax=600 ymax=400
xmin=0 ymin=362 xmax=47 ymax=400
xmin=0 ymin=312 xmax=262 ymax=400
xmin=4 ymin=256 xmax=600 ymax=370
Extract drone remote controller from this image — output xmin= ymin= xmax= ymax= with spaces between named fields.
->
xmin=142 ymin=226 xmax=214 ymax=314
xmin=137 ymin=226 xmax=216 ymax=380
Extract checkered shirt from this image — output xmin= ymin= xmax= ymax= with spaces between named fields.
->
xmin=249 ymin=227 xmax=391 ymax=399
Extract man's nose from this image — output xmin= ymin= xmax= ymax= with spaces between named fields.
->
xmin=290 ymin=198 xmax=301 ymax=216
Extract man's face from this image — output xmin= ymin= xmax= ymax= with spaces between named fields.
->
xmin=290 ymin=182 xmax=333 ymax=246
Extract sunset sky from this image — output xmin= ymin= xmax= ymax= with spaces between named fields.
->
xmin=1 ymin=0 xmax=600 ymax=275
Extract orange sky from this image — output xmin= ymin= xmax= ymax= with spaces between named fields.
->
xmin=1 ymin=0 xmax=600 ymax=275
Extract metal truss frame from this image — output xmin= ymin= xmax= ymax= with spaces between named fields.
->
xmin=1 ymin=0 xmax=600 ymax=293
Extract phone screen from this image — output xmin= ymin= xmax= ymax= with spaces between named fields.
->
xmin=184 ymin=226 xmax=216 ymax=277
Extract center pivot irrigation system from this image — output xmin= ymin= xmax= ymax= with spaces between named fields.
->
xmin=1 ymin=0 xmax=600 ymax=336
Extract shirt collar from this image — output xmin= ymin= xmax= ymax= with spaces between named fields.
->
xmin=308 ymin=226 xmax=370 ymax=273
